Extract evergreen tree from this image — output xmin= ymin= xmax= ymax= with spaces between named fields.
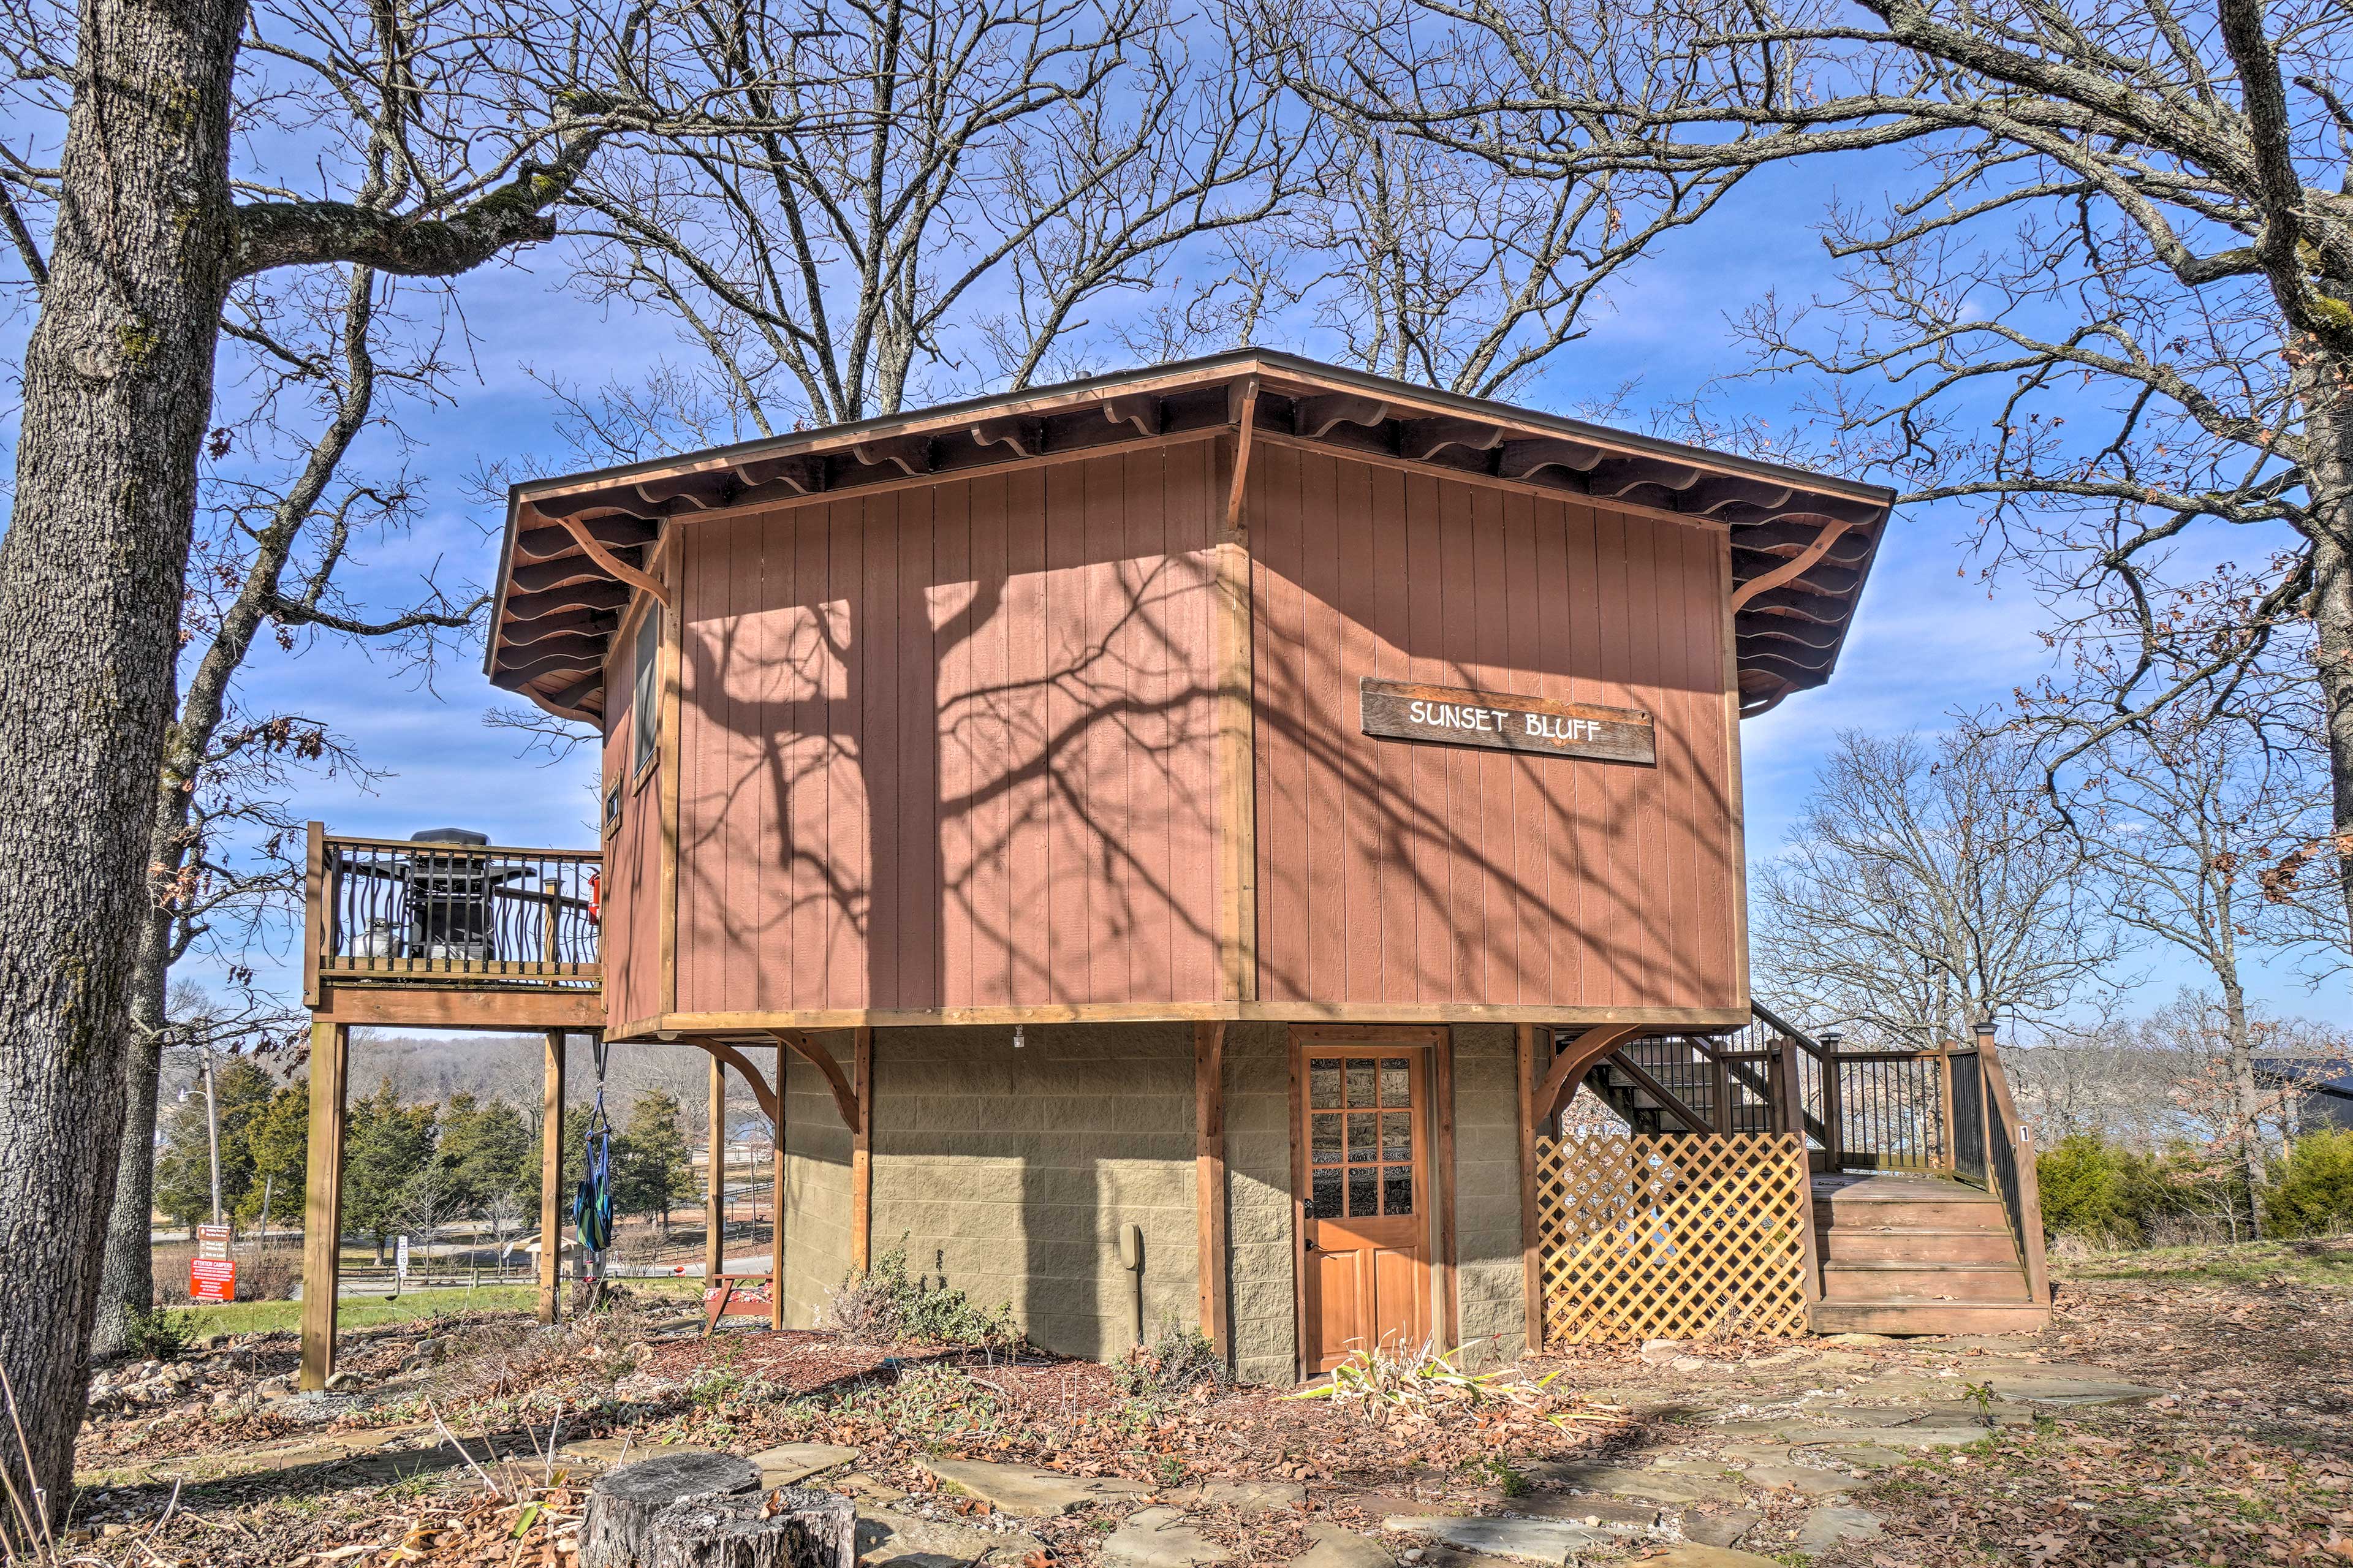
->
xmin=615 ymin=1091 xmax=694 ymax=1230
xmin=240 ymin=1083 xmax=309 ymax=1232
xmin=343 ymin=1078 xmax=439 ymax=1264
xmin=151 ymin=1058 xmax=277 ymax=1234
xmin=437 ymin=1093 xmax=534 ymax=1214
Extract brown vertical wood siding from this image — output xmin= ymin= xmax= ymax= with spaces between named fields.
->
xmin=1249 ymin=445 xmax=1742 ymax=1012
xmin=600 ymin=641 xmax=663 ymax=1030
xmin=670 ymin=443 xmax=1226 ymax=1014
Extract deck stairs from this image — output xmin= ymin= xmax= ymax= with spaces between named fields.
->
xmin=1809 ymin=1170 xmax=2048 ymax=1335
xmin=1569 ymin=1024 xmax=2052 ymax=1337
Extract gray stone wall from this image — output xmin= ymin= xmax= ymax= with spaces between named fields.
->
xmin=778 ymin=1020 xmax=1529 ymax=1385
xmin=781 ymin=1054 xmax=852 ymax=1328
xmin=1450 ymin=1025 xmax=1531 ymax=1366
xmin=839 ymin=1023 xmax=1202 ymax=1362
xmin=1221 ymin=1023 xmax=1297 ymax=1386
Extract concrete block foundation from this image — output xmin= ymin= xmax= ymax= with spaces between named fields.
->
xmin=778 ymin=1021 xmax=1533 ymax=1384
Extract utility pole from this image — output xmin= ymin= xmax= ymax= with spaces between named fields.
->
xmin=202 ymin=1051 xmax=224 ymax=1230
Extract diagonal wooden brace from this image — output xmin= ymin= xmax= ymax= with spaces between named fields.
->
xmin=1531 ymin=1025 xmax=1645 ymax=1130
xmin=770 ymin=1029 xmax=861 ymax=1132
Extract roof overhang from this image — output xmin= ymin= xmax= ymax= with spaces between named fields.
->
xmin=485 ymin=349 xmax=1895 ymax=724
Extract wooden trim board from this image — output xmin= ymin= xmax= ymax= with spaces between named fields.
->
xmin=657 ymin=534 xmax=684 ymax=1015
xmin=1216 ymin=415 xmax=1260 ymax=1004
xmin=621 ymin=1003 xmax=1749 ymax=1037
xmin=1514 ymin=1024 xmax=1542 ymax=1353
xmin=1195 ymin=1021 xmax=1232 ymax=1360
xmin=1436 ymin=1027 xmax=1460 ymax=1350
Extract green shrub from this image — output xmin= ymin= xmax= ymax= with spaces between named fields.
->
xmin=825 ymin=1243 xmax=1021 ymax=1352
xmin=2264 ymin=1129 xmax=2353 ymax=1238
xmin=2037 ymin=1135 xmax=2156 ymax=1246
xmin=120 ymin=1308 xmax=205 ymax=1363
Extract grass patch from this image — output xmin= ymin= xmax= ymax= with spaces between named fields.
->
xmin=154 ymin=1279 xmax=705 ymax=1336
xmin=2068 ymin=1235 xmax=2353 ymax=1290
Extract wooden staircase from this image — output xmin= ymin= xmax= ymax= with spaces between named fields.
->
xmin=1809 ymin=1170 xmax=2050 ymax=1335
xmin=1545 ymin=1010 xmax=2055 ymax=1339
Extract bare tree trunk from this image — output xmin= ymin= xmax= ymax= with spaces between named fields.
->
xmin=92 ymin=267 xmax=384 ymax=1358
xmin=2218 ymin=981 xmax=2269 ymax=1241
xmin=2305 ymin=349 xmax=2353 ymax=956
xmin=0 ymin=0 xmax=243 ymax=1514
xmin=93 ymin=920 xmax=174 ymax=1357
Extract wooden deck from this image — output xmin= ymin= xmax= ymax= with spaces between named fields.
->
xmin=1809 ymin=1170 xmax=2051 ymax=1335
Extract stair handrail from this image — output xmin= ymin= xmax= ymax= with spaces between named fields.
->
xmin=1745 ymin=1002 xmax=1832 ymax=1151
xmin=1749 ymin=999 xmax=1830 ymax=1062
xmin=1969 ymin=1031 xmax=2053 ymax=1306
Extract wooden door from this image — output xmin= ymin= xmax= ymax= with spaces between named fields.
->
xmin=1301 ymin=1047 xmax=1430 ymax=1373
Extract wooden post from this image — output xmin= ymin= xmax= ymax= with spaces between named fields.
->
xmin=706 ymin=1055 xmax=726 ymax=1288
xmin=299 ymin=1019 xmax=349 ymax=1390
xmin=849 ymin=1027 xmax=873 ymax=1276
xmin=1194 ymin=1022 xmax=1231 ymax=1359
xmin=1775 ymin=1029 xmax=1823 ymax=1303
xmin=1435 ymin=1027 xmax=1460 ymax=1350
xmin=1514 ymin=1025 xmax=1542 ymax=1355
xmin=540 ymin=1031 xmax=566 ymax=1326
xmin=1821 ymin=1040 xmax=1845 ymax=1172
xmin=301 ymin=822 xmax=325 ymax=1007
xmin=1710 ymin=1048 xmax=1732 ymax=1136
xmin=1933 ymin=1044 xmax=1954 ymax=1172
xmin=769 ymin=1048 xmax=787 ymax=1330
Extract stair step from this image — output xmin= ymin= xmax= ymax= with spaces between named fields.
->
xmin=1817 ymin=1199 xmax=2009 ymax=1229
xmin=1809 ymin=1299 xmax=2052 ymax=1336
xmin=1821 ymin=1260 xmax=2033 ymax=1303
xmin=1816 ymin=1229 xmax=2020 ymax=1265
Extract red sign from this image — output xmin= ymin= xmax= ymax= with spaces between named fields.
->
xmin=189 ymin=1257 xmax=237 ymax=1303
xmin=704 ymin=1282 xmax=771 ymax=1317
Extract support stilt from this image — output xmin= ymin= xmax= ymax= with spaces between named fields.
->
xmin=540 ymin=1031 xmax=566 ymax=1325
xmin=707 ymin=1054 xmax=725 ymax=1288
xmin=299 ymin=1020 xmax=349 ymax=1390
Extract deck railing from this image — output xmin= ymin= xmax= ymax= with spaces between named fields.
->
xmin=303 ymin=824 xmax=602 ymax=1003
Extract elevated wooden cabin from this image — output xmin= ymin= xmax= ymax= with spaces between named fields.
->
xmin=297 ymin=351 xmax=2048 ymax=1390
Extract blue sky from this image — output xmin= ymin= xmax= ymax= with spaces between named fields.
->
xmin=32 ymin=150 xmax=2343 ymax=1029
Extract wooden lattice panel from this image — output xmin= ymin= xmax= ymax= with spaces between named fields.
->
xmin=1533 ymin=1132 xmax=1809 ymax=1344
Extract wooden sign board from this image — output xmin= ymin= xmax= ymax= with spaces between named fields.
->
xmin=195 ymin=1223 xmax=232 ymax=1262
xmin=1359 ymin=678 xmax=1655 ymax=765
xmin=189 ymin=1257 xmax=236 ymax=1303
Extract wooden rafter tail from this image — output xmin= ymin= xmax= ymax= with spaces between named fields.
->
xmin=1729 ymin=518 xmax=1856 ymax=612
xmin=551 ymin=511 xmax=672 ymax=608
xmin=770 ymin=1028 xmax=860 ymax=1132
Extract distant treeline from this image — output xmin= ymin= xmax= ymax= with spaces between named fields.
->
xmin=155 ymin=1062 xmax=700 ymax=1260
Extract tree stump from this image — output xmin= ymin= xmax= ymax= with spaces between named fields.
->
xmin=648 ymin=1488 xmax=857 ymax=1568
xmin=581 ymin=1451 xmax=761 ymax=1568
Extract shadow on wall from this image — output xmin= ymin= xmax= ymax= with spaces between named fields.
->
xmin=845 ymin=1023 xmax=1198 ymax=1363
xmin=674 ymin=442 xmax=1738 ymax=1026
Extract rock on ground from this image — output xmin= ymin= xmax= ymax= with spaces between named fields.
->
xmin=1382 ymin=1514 xmax=1613 ymax=1564
xmin=1678 ymin=1510 xmax=1760 ymax=1548
xmin=746 ymin=1442 xmax=859 ymax=1490
xmin=913 ymin=1456 xmax=1148 ymax=1517
xmin=1099 ymin=1505 xmax=1230 ymax=1568
xmin=1629 ymin=1546 xmax=1786 ymax=1568
xmin=1295 ymin=1524 xmax=1394 ymax=1568
xmin=855 ymin=1508 xmax=1031 ymax=1566
xmin=1792 ymin=1506 xmax=1885 ymax=1553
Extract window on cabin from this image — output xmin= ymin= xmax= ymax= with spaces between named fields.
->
xmin=631 ymin=608 xmax=662 ymax=775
